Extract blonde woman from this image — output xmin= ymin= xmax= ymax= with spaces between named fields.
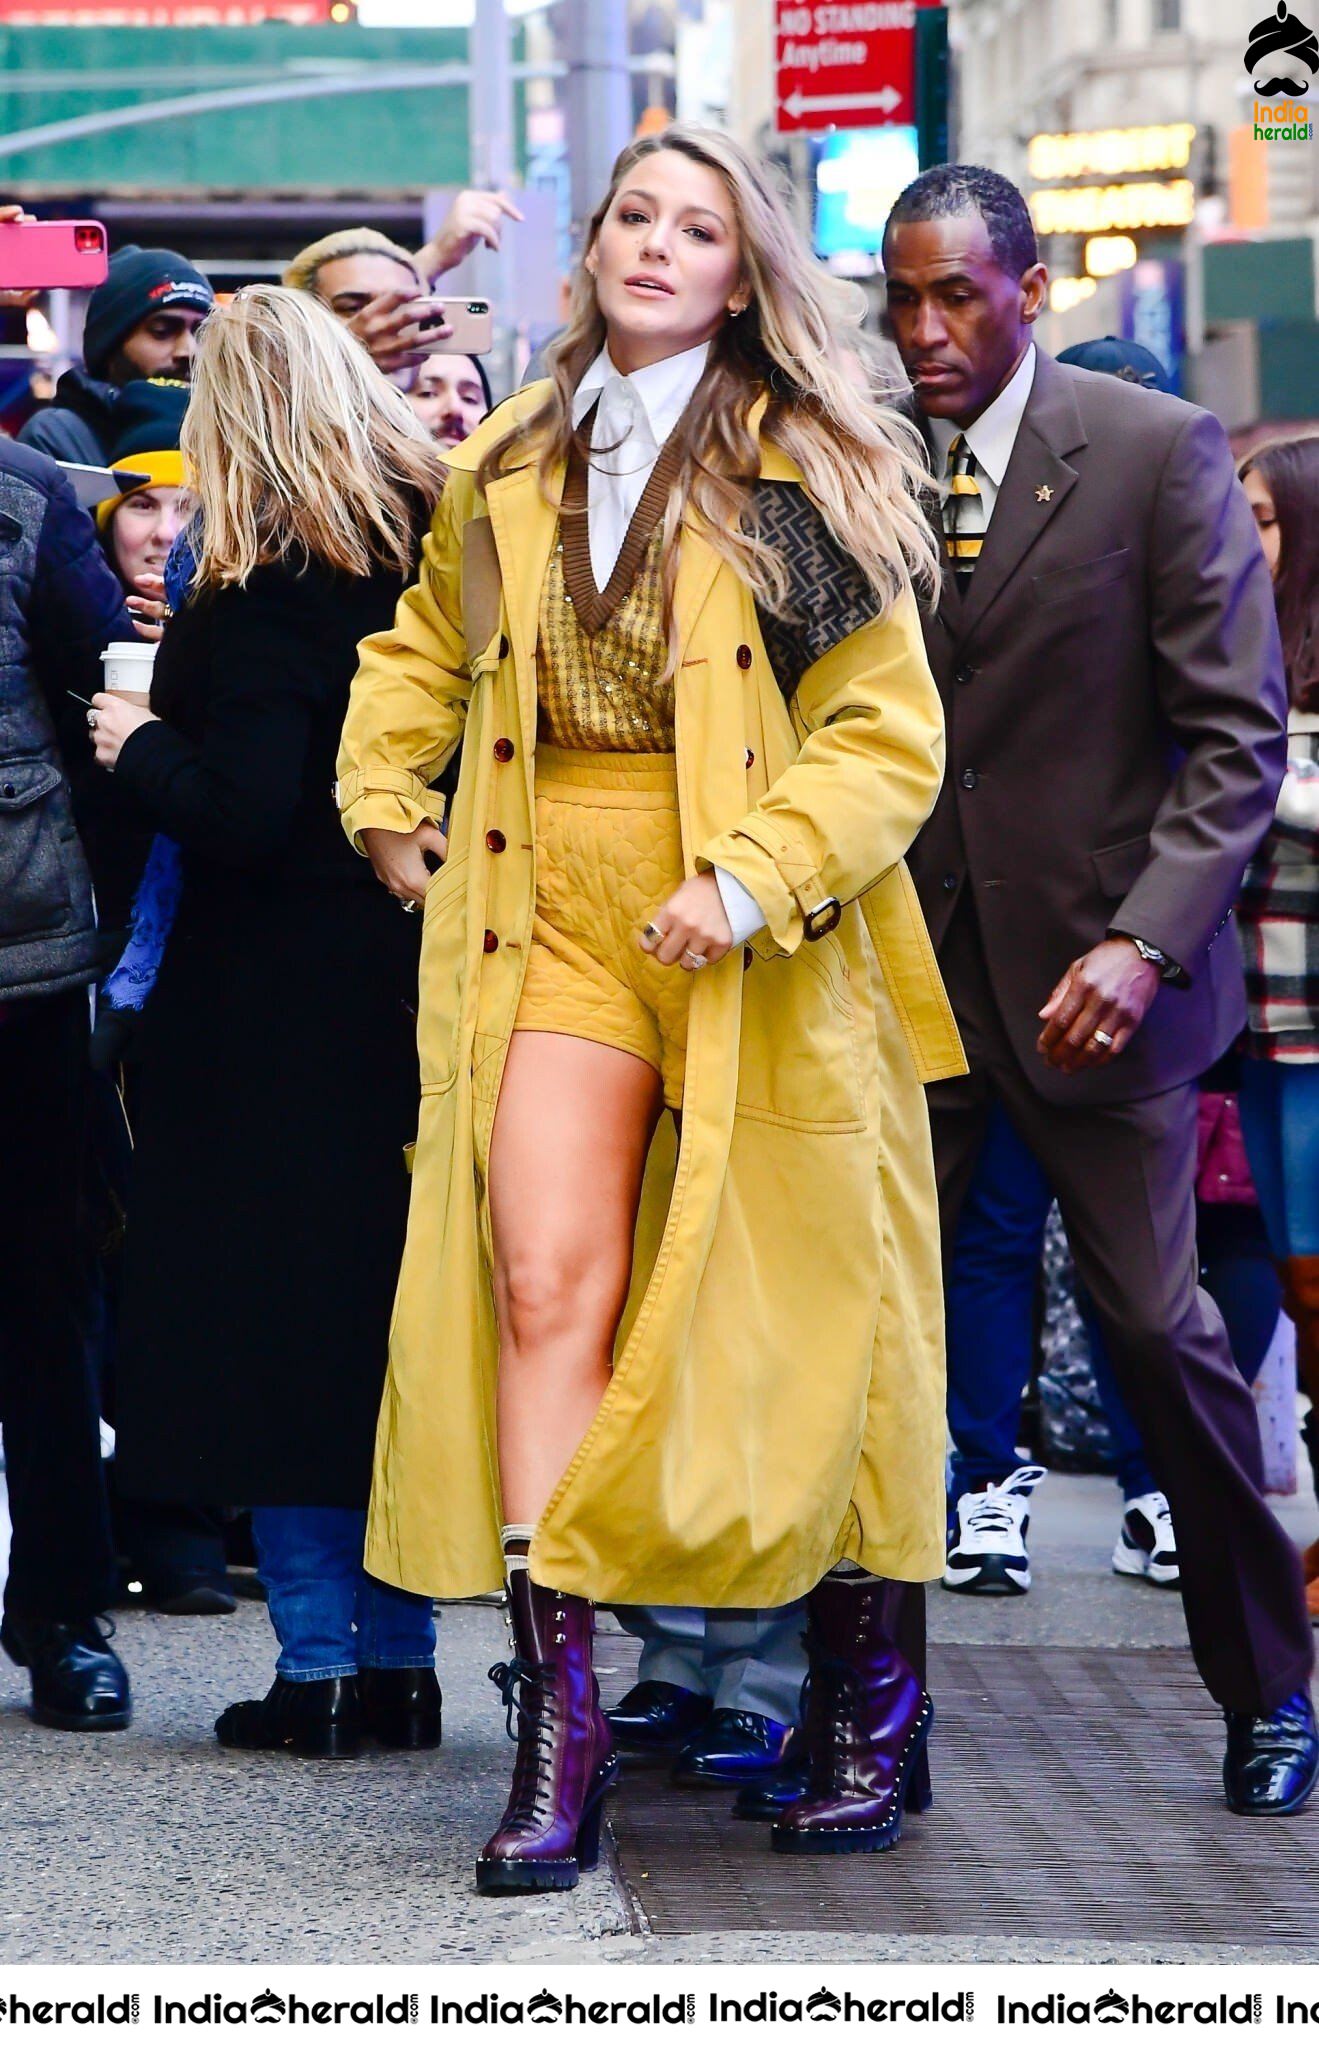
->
xmin=88 ymin=287 xmax=450 ymax=1759
xmin=338 ymin=126 xmax=965 ymax=1887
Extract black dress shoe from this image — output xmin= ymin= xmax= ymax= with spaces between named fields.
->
xmin=360 ymin=1667 xmax=442 ymax=1749
xmin=606 ymin=1681 xmax=712 ymax=1762
xmin=1224 ymin=1689 xmax=1319 ymax=1816
xmin=1 ymin=1614 xmax=131 ymax=1732
xmin=215 ymin=1676 xmax=360 ymax=1759
xmin=672 ymin=1708 xmax=797 ymax=1788
xmin=143 ymin=1575 xmax=238 ymax=1618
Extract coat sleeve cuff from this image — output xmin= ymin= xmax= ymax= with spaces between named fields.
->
xmin=337 ymin=770 xmax=446 ymax=854
xmin=698 ymin=813 xmax=830 ymax=958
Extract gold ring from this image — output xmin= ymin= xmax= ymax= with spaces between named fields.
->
xmin=642 ymin=921 xmax=663 ymax=942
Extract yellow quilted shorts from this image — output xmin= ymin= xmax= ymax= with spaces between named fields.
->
xmin=514 ymin=746 xmax=691 ymax=1108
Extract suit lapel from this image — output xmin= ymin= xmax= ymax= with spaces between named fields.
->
xmin=916 ymin=351 xmax=1088 ymax=642
xmin=955 ymin=420 xmax=1077 ymax=637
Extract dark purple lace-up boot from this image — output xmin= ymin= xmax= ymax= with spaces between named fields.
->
xmin=770 ymin=1573 xmax=933 ymax=1855
xmin=476 ymin=1573 xmax=618 ymax=1894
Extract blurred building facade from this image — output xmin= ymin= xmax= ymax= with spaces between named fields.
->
xmin=950 ymin=0 xmax=1319 ymax=427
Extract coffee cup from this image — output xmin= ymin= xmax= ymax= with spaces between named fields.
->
xmin=101 ymin=639 xmax=158 ymax=707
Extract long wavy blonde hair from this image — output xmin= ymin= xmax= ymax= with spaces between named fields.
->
xmin=478 ymin=125 xmax=938 ymax=665
xmin=182 ymin=284 xmax=447 ymax=588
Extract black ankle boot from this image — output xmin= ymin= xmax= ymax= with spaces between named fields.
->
xmin=215 ymin=1676 xmax=360 ymax=1758
xmin=360 ymin=1667 xmax=442 ymax=1749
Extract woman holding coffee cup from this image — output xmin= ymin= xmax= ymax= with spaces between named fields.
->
xmin=88 ymin=287 xmax=451 ymax=1757
xmin=96 ymin=377 xmax=190 ymax=644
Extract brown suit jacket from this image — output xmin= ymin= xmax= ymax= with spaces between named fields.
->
xmin=908 ymin=348 xmax=1287 ymax=1106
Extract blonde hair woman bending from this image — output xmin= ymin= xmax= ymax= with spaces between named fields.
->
xmin=93 ymin=288 xmax=452 ymax=1758
xmin=337 ymin=127 xmax=965 ymax=1888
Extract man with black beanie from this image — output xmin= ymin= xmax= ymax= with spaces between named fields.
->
xmin=18 ymin=244 xmax=213 ymax=466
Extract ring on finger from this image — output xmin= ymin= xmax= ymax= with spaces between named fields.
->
xmin=87 ymin=709 xmax=98 ymax=730
xmin=642 ymin=921 xmax=664 ymax=943
xmin=1090 ymin=1028 xmax=1114 ymax=1049
xmin=682 ymin=949 xmax=709 ymax=971
xmin=398 ymin=897 xmax=419 ymax=914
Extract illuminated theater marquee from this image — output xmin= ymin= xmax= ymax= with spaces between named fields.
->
xmin=1027 ymin=123 xmax=1198 ymax=240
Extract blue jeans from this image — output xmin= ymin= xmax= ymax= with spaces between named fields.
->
xmin=1238 ymin=1057 xmax=1319 ymax=1259
xmin=250 ymin=1506 xmax=436 ymax=1683
xmin=947 ymin=1103 xmax=1158 ymax=1501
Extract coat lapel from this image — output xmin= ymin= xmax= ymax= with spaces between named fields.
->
xmin=953 ymin=352 xmax=1087 ymax=639
xmin=483 ymin=460 xmax=559 ymax=766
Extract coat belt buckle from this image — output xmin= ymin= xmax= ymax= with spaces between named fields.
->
xmin=802 ymin=895 xmax=842 ymax=941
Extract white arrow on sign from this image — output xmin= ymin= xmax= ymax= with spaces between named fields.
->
xmin=781 ymin=85 xmax=904 ymax=119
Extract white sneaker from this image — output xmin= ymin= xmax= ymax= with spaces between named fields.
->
xmin=943 ymin=1465 xmax=1047 ymax=1596
xmin=1112 ymin=1491 xmax=1180 ymax=1587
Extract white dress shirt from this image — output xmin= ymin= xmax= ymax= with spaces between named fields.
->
xmin=928 ymin=343 xmax=1037 ymax=529
xmin=570 ymin=342 xmax=766 ymax=947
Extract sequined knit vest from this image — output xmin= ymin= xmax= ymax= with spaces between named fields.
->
xmin=535 ymin=410 xmax=684 ymax=753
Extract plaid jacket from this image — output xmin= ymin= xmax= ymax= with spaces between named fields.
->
xmin=1238 ymin=711 xmax=1319 ymax=1059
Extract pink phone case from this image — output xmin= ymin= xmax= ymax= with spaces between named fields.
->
xmin=0 ymin=221 xmax=108 ymax=292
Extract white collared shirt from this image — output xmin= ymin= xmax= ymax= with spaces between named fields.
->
xmin=928 ymin=343 xmax=1037 ymax=527
xmin=569 ymin=339 xmax=764 ymax=947
xmin=571 ymin=340 xmax=710 ymax=589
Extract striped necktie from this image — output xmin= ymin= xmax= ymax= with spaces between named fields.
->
xmin=943 ymin=433 xmax=984 ymax=586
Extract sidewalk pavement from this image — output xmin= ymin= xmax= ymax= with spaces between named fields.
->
xmin=0 ymin=1470 xmax=1314 ymax=1965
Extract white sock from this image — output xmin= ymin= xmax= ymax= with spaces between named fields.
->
xmin=501 ymin=1523 xmax=535 ymax=1578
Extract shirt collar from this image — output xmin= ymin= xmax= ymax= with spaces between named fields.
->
xmin=572 ymin=340 xmax=710 ymax=445
xmin=928 ymin=343 xmax=1037 ymax=487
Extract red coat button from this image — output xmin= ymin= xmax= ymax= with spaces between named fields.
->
xmin=493 ymin=738 xmax=515 ymax=762
xmin=483 ymin=930 xmax=499 ymax=953
xmin=745 ymin=748 xmax=755 ymax=768
xmin=486 ymin=829 xmax=506 ymax=853
xmin=736 ymin=644 xmax=753 ymax=669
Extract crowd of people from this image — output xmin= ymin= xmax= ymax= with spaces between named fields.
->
xmin=2 ymin=127 xmax=1318 ymax=1899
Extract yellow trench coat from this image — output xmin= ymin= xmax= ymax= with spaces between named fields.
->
xmin=337 ymin=387 xmax=966 ymax=1608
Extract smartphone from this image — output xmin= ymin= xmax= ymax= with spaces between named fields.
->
xmin=58 ymin=461 xmax=150 ymax=510
xmin=411 ymin=297 xmax=493 ymax=356
xmin=0 ymin=219 xmax=108 ymax=292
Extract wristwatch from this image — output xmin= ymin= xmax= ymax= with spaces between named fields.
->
xmin=1112 ymin=930 xmax=1184 ymax=984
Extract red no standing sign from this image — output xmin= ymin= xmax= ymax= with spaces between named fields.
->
xmin=775 ymin=2 xmax=917 ymax=132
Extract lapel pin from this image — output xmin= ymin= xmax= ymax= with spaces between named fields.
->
xmin=1036 ymin=484 xmax=1053 ymax=502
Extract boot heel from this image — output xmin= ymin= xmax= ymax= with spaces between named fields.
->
xmin=291 ymin=1720 xmax=361 ymax=1760
xmin=904 ymin=1743 xmax=933 ymax=1814
xmin=575 ymin=1759 xmax=620 ymax=1872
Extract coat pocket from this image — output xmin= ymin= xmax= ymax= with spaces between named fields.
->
xmin=1032 ymin=548 xmax=1132 ymax=609
xmin=0 ymin=759 xmax=73 ymax=941
xmin=417 ymin=849 xmax=471 ymax=1093
xmin=736 ymin=932 xmax=867 ymax=1133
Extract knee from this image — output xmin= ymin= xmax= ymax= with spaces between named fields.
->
xmin=497 ymin=1247 xmax=619 ymax=1358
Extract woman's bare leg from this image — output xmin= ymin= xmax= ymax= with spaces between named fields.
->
xmin=489 ymin=1030 xmax=662 ymax=1527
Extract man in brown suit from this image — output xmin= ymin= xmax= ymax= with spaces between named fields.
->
xmin=883 ymin=164 xmax=1317 ymax=1816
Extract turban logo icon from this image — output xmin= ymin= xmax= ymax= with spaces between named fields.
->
xmin=1245 ymin=0 xmax=1318 ymax=94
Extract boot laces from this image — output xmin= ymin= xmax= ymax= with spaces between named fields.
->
xmin=489 ymin=1657 xmax=556 ymax=1822
xmin=800 ymin=1634 xmax=862 ymax=1794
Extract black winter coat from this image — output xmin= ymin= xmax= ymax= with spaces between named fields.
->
xmin=16 ymin=367 xmax=121 ymax=465
xmin=112 ymin=550 xmax=425 ymax=1507
xmin=0 ymin=439 xmax=134 ymax=1003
